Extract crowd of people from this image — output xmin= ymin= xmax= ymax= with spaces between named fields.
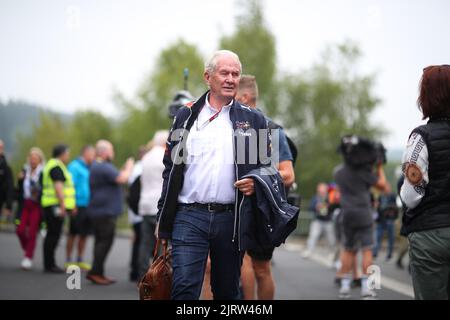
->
xmin=0 ymin=136 xmax=167 ymax=286
xmin=0 ymin=52 xmax=449 ymax=300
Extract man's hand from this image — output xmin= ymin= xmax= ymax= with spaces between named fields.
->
xmin=17 ymin=171 xmax=25 ymax=180
xmin=58 ymin=205 xmax=67 ymax=217
xmin=71 ymin=207 xmax=78 ymax=217
xmin=124 ymin=158 xmax=135 ymax=170
xmin=235 ymin=178 xmax=255 ymax=196
xmin=116 ymin=158 xmax=135 ymax=185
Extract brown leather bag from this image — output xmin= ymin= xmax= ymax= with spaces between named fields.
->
xmin=138 ymin=239 xmax=172 ymax=300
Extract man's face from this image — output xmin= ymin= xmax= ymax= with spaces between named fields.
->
xmin=107 ymin=145 xmax=115 ymax=161
xmin=235 ymin=91 xmax=246 ymax=105
xmin=318 ymin=184 xmax=328 ymax=197
xmin=0 ymin=142 xmax=4 ymax=155
xmin=29 ymin=152 xmax=41 ymax=168
xmin=61 ymin=150 xmax=70 ymax=164
xmin=204 ymin=55 xmax=241 ymax=101
xmin=84 ymin=148 xmax=96 ymax=165
xmin=236 ymin=91 xmax=255 ymax=108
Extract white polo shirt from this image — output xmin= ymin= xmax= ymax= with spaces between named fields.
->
xmin=178 ymin=96 xmax=236 ymax=204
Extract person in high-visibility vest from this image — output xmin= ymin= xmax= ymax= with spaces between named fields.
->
xmin=41 ymin=144 xmax=75 ymax=273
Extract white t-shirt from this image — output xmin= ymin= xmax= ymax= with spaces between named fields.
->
xmin=139 ymin=146 xmax=166 ymax=216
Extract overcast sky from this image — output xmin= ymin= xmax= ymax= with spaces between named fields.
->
xmin=1 ymin=0 xmax=449 ymax=149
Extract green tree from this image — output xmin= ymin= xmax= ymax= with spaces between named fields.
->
xmin=113 ymin=39 xmax=206 ymax=163
xmin=13 ymin=113 xmax=70 ymax=174
xmin=141 ymin=39 xmax=206 ymax=108
xmin=67 ymin=110 xmax=113 ymax=157
xmin=12 ymin=111 xmax=112 ymax=174
xmin=279 ymin=41 xmax=383 ymax=199
xmin=219 ymin=0 xmax=277 ymax=113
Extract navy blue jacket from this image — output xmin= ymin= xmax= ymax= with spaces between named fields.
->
xmin=156 ymin=91 xmax=271 ymax=250
xmin=240 ymin=167 xmax=300 ymax=250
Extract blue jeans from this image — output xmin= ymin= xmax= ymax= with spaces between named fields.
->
xmin=171 ymin=205 xmax=243 ymax=300
xmin=373 ymin=220 xmax=395 ymax=258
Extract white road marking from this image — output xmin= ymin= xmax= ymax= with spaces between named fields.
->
xmin=283 ymin=243 xmax=414 ymax=298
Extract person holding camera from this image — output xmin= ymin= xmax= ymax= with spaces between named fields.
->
xmin=334 ymin=137 xmax=388 ymax=299
xmin=400 ymin=64 xmax=450 ymax=300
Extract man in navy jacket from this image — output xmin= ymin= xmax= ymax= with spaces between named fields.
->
xmin=156 ymin=50 xmax=271 ymax=300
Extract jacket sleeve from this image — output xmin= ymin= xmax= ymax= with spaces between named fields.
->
xmin=156 ymin=112 xmax=184 ymax=219
xmin=15 ymin=169 xmax=25 ymax=205
xmin=5 ymin=165 xmax=14 ymax=209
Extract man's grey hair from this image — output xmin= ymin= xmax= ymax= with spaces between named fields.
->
xmin=204 ymin=50 xmax=242 ymax=75
xmin=95 ymin=139 xmax=112 ymax=156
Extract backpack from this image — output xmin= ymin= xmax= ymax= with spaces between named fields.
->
xmin=127 ymin=175 xmax=141 ymax=215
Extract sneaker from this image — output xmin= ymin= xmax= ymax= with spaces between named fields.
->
xmin=77 ymin=261 xmax=92 ymax=271
xmin=21 ymin=257 xmax=32 ymax=270
xmin=339 ymin=286 xmax=351 ymax=299
xmin=301 ymin=250 xmax=311 ymax=259
xmin=361 ymin=288 xmax=378 ymax=300
xmin=64 ymin=261 xmax=78 ymax=270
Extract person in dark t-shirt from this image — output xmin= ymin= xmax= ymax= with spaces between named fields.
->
xmin=334 ymin=162 xmax=388 ymax=299
xmin=86 ymin=140 xmax=134 ymax=285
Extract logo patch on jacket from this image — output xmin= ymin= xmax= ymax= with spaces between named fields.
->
xmin=235 ymin=121 xmax=251 ymax=130
xmin=272 ymin=180 xmax=280 ymax=194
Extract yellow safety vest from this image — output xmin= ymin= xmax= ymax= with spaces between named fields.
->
xmin=41 ymin=158 xmax=76 ymax=209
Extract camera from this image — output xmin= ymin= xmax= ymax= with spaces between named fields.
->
xmin=168 ymin=90 xmax=194 ymax=119
xmin=338 ymin=135 xmax=386 ymax=169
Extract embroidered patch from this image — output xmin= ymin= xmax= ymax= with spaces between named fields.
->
xmin=272 ymin=180 xmax=280 ymax=194
xmin=235 ymin=121 xmax=251 ymax=130
xmin=405 ymin=163 xmax=423 ymax=186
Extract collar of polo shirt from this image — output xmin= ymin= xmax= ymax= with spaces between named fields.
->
xmin=205 ymin=93 xmax=234 ymax=112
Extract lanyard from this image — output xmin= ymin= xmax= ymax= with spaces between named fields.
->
xmin=196 ymin=108 xmax=221 ymax=131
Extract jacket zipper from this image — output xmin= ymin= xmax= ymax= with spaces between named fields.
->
xmin=238 ymin=195 xmax=245 ymax=251
xmin=158 ymin=108 xmax=193 ymax=226
xmin=232 ymin=127 xmax=239 ymax=245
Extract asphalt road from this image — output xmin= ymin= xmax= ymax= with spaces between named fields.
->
xmin=0 ymin=230 xmax=412 ymax=300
